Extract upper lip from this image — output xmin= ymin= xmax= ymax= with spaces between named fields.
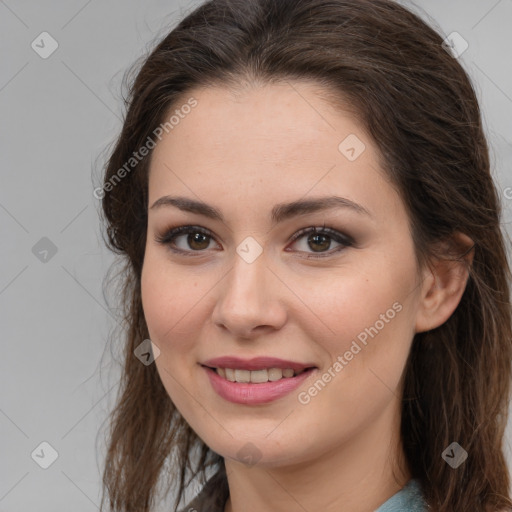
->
xmin=201 ymin=356 xmax=317 ymax=372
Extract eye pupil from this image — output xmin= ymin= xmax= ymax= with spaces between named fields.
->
xmin=308 ymin=233 xmax=331 ymax=252
xmin=188 ymin=232 xmax=209 ymax=250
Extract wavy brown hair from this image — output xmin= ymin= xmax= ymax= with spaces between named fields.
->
xmin=97 ymin=0 xmax=512 ymax=511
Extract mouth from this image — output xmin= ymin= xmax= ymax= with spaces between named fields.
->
xmin=201 ymin=364 xmax=319 ymax=404
xmin=201 ymin=365 xmax=317 ymax=384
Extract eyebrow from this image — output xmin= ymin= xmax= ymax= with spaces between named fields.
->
xmin=150 ymin=195 xmax=372 ymax=225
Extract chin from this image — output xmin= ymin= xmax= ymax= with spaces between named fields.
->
xmin=205 ymin=435 xmax=312 ymax=470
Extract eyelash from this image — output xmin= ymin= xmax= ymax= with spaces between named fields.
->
xmin=154 ymin=223 xmax=354 ymax=259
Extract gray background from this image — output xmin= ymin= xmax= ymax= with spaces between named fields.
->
xmin=1 ymin=0 xmax=511 ymax=510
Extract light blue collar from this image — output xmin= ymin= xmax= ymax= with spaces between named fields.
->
xmin=375 ymin=479 xmax=427 ymax=511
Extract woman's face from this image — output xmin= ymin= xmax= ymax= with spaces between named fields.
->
xmin=141 ymin=82 xmax=426 ymax=468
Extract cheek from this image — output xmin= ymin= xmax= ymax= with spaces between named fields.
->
xmin=308 ymin=255 xmax=418 ymax=386
xmin=140 ymin=251 xmax=207 ymax=413
xmin=141 ymin=250 xmax=201 ymax=346
xmin=314 ymin=269 xmax=405 ymax=338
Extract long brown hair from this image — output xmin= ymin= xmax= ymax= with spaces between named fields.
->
xmin=97 ymin=1 xmax=512 ymax=510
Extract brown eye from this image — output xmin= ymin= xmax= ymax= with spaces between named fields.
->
xmin=186 ymin=232 xmax=211 ymax=250
xmin=155 ymin=225 xmax=218 ymax=255
xmin=306 ymin=233 xmax=331 ymax=252
xmin=287 ymin=226 xmax=354 ymax=258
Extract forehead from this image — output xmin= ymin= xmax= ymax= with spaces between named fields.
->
xmin=154 ymin=81 xmax=365 ymax=161
xmin=147 ymin=82 xmax=403 ymax=226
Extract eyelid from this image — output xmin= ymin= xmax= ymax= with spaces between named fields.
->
xmin=288 ymin=224 xmax=354 ymax=245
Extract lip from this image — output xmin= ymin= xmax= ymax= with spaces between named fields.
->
xmin=201 ymin=365 xmax=318 ymax=405
xmin=201 ymin=356 xmax=317 ymax=372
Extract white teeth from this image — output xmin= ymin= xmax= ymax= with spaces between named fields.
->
xmin=267 ymin=368 xmax=283 ymax=381
xmin=249 ymin=369 xmax=269 ymax=383
xmin=234 ymin=369 xmax=251 ymax=383
xmin=214 ymin=367 xmax=305 ymax=383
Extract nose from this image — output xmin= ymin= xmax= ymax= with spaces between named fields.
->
xmin=211 ymin=249 xmax=287 ymax=340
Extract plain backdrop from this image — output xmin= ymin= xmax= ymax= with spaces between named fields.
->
xmin=1 ymin=0 xmax=512 ymax=510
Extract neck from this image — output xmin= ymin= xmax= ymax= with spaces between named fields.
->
xmin=223 ymin=398 xmax=410 ymax=512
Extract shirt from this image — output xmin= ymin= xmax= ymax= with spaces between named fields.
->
xmin=375 ymin=479 xmax=427 ymax=512
xmin=178 ymin=469 xmax=428 ymax=512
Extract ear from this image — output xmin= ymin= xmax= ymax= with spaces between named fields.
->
xmin=415 ymin=232 xmax=475 ymax=333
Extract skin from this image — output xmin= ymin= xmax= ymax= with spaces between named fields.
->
xmin=141 ymin=81 xmax=473 ymax=512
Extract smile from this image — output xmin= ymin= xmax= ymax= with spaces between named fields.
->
xmin=201 ymin=365 xmax=318 ymax=404
xmin=210 ymin=367 xmax=309 ymax=383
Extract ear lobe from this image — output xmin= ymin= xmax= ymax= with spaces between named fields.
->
xmin=415 ymin=233 xmax=474 ymax=334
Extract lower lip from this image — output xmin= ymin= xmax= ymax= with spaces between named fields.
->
xmin=202 ymin=365 xmax=317 ymax=405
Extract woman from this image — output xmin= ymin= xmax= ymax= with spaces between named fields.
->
xmin=98 ymin=1 xmax=512 ymax=511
